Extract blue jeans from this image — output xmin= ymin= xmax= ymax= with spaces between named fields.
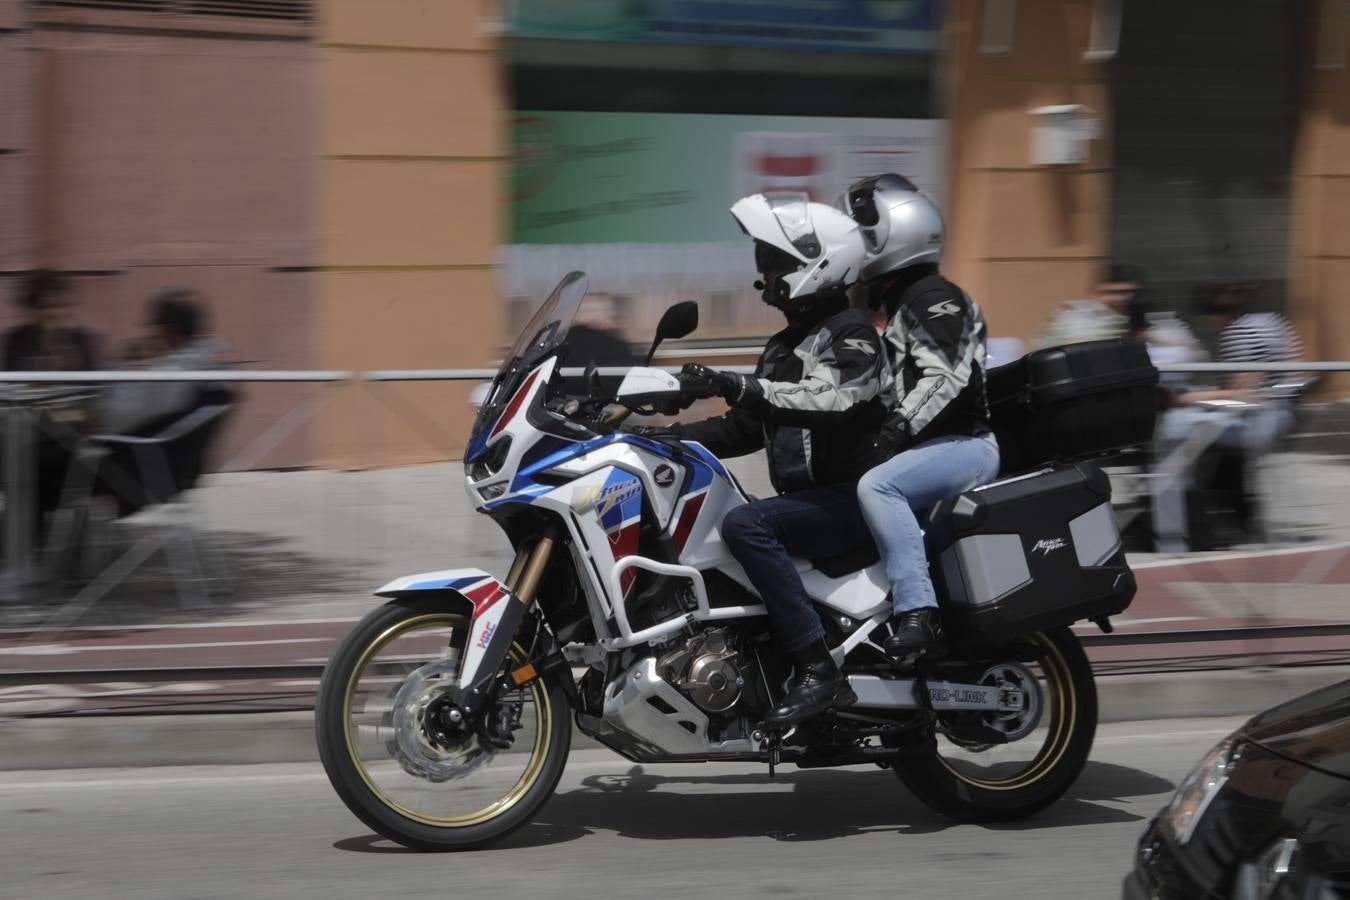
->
xmin=721 ymin=484 xmax=873 ymax=653
xmin=857 ymin=434 xmax=1001 ymax=614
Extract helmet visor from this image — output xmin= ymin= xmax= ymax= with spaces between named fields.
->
xmin=845 ymin=174 xmax=921 ymax=256
xmin=764 ymin=193 xmax=822 ymax=259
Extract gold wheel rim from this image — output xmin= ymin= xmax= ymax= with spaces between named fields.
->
xmin=341 ymin=613 xmax=553 ymax=827
xmin=936 ymin=632 xmax=1077 ymax=791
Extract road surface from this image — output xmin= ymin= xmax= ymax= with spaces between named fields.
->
xmin=0 ymin=717 xmax=1245 ymax=900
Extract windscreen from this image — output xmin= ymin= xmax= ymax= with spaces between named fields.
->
xmin=467 ymin=271 xmax=589 ymax=455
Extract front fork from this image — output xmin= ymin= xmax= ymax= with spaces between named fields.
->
xmin=452 ymin=534 xmax=557 ymax=717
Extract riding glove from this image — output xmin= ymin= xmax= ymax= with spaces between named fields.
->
xmin=679 ymin=363 xmax=754 ymax=404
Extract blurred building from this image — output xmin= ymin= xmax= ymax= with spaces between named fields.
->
xmin=0 ymin=0 xmax=1345 ymax=468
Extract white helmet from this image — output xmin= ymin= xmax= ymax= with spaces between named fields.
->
xmin=841 ymin=174 xmax=944 ymax=283
xmin=729 ymin=193 xmax=865 ymax=309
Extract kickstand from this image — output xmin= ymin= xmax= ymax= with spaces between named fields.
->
xmin=762 ymin=729 xmax=783 ymax=778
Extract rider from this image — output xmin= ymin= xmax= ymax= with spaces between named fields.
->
xmin=650 ymin=193 xmax=891 ymax=728
xmin=842 ymin=174 xmax=1001 ymax=660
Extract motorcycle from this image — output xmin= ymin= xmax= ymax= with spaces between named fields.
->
xmin=316 ymin=271 xmax=1134 ymax=850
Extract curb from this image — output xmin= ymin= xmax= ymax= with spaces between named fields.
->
xmin=3 ymin=666 xmax=1347 ymax=771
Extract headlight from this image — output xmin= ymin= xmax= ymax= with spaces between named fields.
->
xmin=1162 ymin=736 xmax=1236 ymax=844
xmin=468 ymin=437 xmax=511 ymax=482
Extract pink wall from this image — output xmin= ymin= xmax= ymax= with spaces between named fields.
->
xmin=3 ymin=17 xmax=316 ymax=468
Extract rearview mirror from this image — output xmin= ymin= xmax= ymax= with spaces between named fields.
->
xmin=646 ymin=301 xmax=699 ymax=365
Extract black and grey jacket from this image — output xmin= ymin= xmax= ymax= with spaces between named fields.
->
xmin=880 ymin=273 xmax=991 ymax=446
xmin=671 ymin=304 xmax=891 ymax=494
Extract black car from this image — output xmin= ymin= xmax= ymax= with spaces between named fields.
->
xmin=1125 ymin=680 xmax=1350 ymax=899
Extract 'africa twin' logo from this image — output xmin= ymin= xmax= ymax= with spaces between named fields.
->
xmin=928 ymin=300 xmax=962 ymax=319
xmin=571 ymin=478 xmax=642 ymax=517
xmin=1032 ymin=537 xmax=1069 ymax=557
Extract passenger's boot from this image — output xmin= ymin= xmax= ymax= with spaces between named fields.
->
xmin=763 ymin=639 xmax=856 ymax=729
xmin=883 ymin=608 xmax=948 ymax=660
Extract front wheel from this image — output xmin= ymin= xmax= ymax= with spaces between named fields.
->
xmin=315 ymin=597 xmax=571 ymax=850
xmin=895 ymin=627 xmax=1096 ymax=822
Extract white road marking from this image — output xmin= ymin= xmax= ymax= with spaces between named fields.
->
xmin=0 ymin=758 xmax=635 ymax=791
xmin=0 ymin=617 xmax=362 ymax=636
xmin=1072 ymin=616 xmax=1201 ymax=629
xmin=0 ymin=638 xmax=331 ymax=656
xmin=1094 ymin=727 xmax=1238 ymax=745
xmin=1131 ymin=540 xmax=1350 ymax=569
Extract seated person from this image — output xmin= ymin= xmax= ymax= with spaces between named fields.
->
xmin=2 ymin=269 xmax=99 ymax=372
xmin=99 ymin=290 xmax=227 ymax=435
xmin=95 ymin=291 xmax=230 ymax=516
xmin=1150 ymin=283 xmax=1304 ymax=552
xmin=636 ymin=194 xmax=891 ymax=728
xmin=841 ymin=174 xmax=1002 ymax=659
xmin=1038 ymin=264 xmax=1143 ymax=348
xmin=1 ymin=269 xmax=100 ymax=542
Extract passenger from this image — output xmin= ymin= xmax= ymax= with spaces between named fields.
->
xmin=842 ymin=174 xmax=1001 ymax=660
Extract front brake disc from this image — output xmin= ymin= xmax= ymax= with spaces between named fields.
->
xmin=388 ymin=659 xmax=496 ymax=783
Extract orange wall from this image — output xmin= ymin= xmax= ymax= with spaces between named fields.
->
xmin=942 ymin=0 xmax=1110 ymax=344
xmin=312 ymin=0 xmax=506 ymax=468
xmin=1289 ymin=10 xmax=1350 ymax=393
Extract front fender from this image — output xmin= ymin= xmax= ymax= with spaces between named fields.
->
xmin=374 ymin=568 xmax=522 ymax=716
xmin=375 ymin=568 xmax=505 ymax=603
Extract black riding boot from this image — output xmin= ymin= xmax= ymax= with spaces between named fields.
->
xmin=764 ymin=639 xmax=856 ymax=728
xmin=883 ymin=608 xmax=948 ymax=659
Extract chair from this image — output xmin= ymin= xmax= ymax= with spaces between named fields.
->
xmin=94 ymin=384 xmax=235 ymax=517
xmin=50 ymin=384 xmax=235 ymax=606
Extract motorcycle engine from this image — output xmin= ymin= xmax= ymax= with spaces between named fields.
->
xmin=657 ymin=627 xmax=743 ymax=714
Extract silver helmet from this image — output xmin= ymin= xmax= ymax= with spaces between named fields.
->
xmin=730 ymin=192 xmax=866 ymax=309
xmin=841 ymin=174 xmax=944 ymax=283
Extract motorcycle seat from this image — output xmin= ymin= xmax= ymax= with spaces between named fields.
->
xmin=810 ymin=538 xmax=880 ymax=579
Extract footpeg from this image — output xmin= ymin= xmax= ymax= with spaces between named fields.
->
xmin=889 ymin=648 xmax=943 ymax=672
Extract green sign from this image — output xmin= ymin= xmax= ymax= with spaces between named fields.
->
xmin=510 ymin=110 xmax=944 ymax=245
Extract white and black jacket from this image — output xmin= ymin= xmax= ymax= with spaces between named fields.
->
xmin=671 ymin=303 xmax=891 ymax=494
xmin=880 ymin=273 xmax=991 ymax=446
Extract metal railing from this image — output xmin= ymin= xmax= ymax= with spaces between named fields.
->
xmin=0 ymin=358 xmax=1341 ymax=385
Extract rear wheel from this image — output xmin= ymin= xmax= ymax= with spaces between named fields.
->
xmin=894 ymin=627 xmax=1096 ymax=822
xmin=315 ymin=597 xmax=570 ymax=850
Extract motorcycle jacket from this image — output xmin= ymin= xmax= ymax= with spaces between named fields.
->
xmin=880 ymin=272 xmax=991 ymax=447
xmin=671 ymin=301 xmax=891 ymax=493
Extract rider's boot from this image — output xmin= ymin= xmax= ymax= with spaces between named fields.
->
xmin=883 ymin=608 xmax=948 ymax=660
xmin=764 ymin=639 xmax=856 ymax=728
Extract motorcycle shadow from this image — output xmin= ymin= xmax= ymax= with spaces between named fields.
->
xmin=539 ymin=758 xmax=1165 ymax=844
xmin=333 ymin=760 xmax=1172 ymax=852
